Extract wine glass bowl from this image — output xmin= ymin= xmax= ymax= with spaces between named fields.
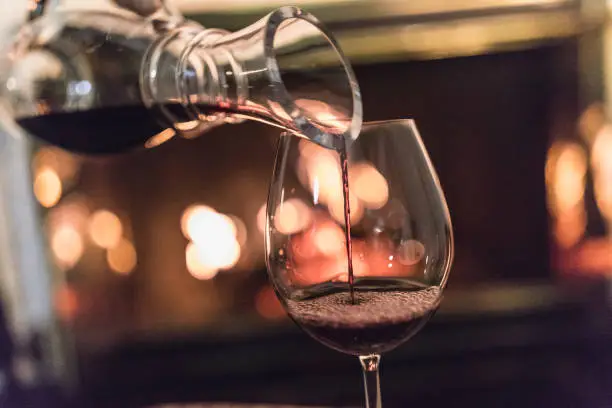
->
xmin=265 ymin=119 xmax=453 ymax=407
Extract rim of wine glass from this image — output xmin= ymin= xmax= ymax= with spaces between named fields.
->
xmin=272 ymin=119 xmax=455 ymax=289
xmin=264 ymin=6 xmax=363 ymax=150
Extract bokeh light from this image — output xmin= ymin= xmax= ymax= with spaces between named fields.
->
xmin=313 ymin=223 xmax=345 ymax=256
xmin=181 ymin=205 xmax=243 ymax=275
xmin=228 ymin=215 xmax=248 ymax=246
xmin=186 ymin=242 xmax=220 ymax=280
xmin=54 ymin=284 xmax=78 ymax=322
xmin=33 ymin=167 xmax=62 ymax=208
xmin=181 ymin=205 xmax=213 ymax=238
xmin=350 ymin=162 xmax=389 ymax=209
xmin=546 ymin=142 xmax=587 ymax=215
xmin=591 ymin=126 xmax=612 ymax=222
xmin=545 ymin=141 xmax=588 ymax=247
xmin=274 ymin=198 xmax=313 ymax=235
xmin=33 ymin=146 xmax=80 ymax=185
xmin=181 ymin=205 xmax=236 ymax=245
xmin=300 ymin=144 xmax=342 ymax=206
xmin=297 ymin=141 xmax=383 ymax=225
xmin=107 ymin=238 xmax=137 ymax=275
xmin=45 ymin=195 xmax=90 ymax=234
xmin=255 ymin=285 xmax=286 ymax=320
xmin=196 ymin=237 xmax=241 ymax=271
xmin=51 ymin=225 xmax=84 ymax=269
xmin=328 ymin=190 xmax=363 ymax=225
xmin=89 ymin=210 xmax=123 ymax=249
xmin=554 ymin=210 xmax=587 ymax=249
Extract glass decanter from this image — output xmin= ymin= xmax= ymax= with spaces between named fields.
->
xmin=0 ymin=0 xmax=362 ymax=154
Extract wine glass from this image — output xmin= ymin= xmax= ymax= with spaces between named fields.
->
xmin=265 ymin=119 xmax=454 ymax=408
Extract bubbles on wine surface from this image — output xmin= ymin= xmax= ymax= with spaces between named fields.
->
xmin=286 ymin=286 xmax=441 ymax=328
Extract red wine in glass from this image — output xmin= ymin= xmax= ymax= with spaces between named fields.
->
xmin=266 ymin=120 xmax=453 ymax=408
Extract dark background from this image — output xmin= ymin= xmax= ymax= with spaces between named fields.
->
xmin=4 ymin=1 xmax=612 ymax=407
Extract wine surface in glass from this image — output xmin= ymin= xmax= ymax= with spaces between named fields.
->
xmin=286 ymin=280 xmax=440 ymax=355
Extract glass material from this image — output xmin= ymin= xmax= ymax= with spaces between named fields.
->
xmin=266 ymin=120 xmax=454 ymax=407
xmin=0 ymin=1 xmax=361 ymax=153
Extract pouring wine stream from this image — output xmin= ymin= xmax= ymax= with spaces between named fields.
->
xmin=339 ymin=138 xmax=356 ymax=304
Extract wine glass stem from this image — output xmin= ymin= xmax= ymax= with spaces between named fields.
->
xmin=359 ymin=354 xmax=382 ymax=408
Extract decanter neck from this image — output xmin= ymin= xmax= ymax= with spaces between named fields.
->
xmin=141 ymin=6 xmax=362 ymax=150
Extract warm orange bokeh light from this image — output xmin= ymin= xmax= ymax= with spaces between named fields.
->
xmin=595 ymin=180 xmax=612 ymax=220
xmin=89 ymin=210 xmax=123 ymax=249
xmin=45 ymin=195 xmax=90 ymax=234
xmin=51 ymin=225 xmax=84 ymax=269
xmin=181 ymin=205 xmax=242 ymax=273
xmin=229 ymin=215 xmax=248 ymax=246
xmin=197 ymin=238 xmax=241 ymax=270
xmin=313 ymin=223 xmax=345 ymax=256
xmin=301 ymin=145 xmax=342 ymax=206
xmin=107 ymin=238 xmax=137 ymax=275
xmin=546 ymin=141 xmax=588 ymax=247
xmin=554 ymin=209 xmax=587 ymax=249
xmin=288 ymin=214 xmax=339 ymax=263
xmin=560 ymin=238 xmax=612 ymax=274
xmin=186 ymin=242 xmax=219 ymax=280
xmin=182 ymin=205 xmax=236 ymax=244
xmin=350 ymin=162 xmax=389 ymax=210
xmin=255 ymin=285 xmax=286 ymax=320
xmin=328 ymin=190 xmax=363 ymax=225
xmin=54 ymin=285 xmax=78 ymax=322
xmin=274 ymin=198 xmax=313 ymax=235
xmin=546 ymin=142 xmax=587 ymax=215
xmin=290 ymin=248 xmax=371 ymax=286
xmin=591 ymin=126 xmax=612 ymax=222
xmin=34 ymin=167 xmax=62 ymax=208
xmin=181 ymin=205 xmax=213 ymax=238
xmin=33 ymin=146 xmax=79 ymax=184
xmin=298 ymin=142 xmax=385 ymax=225
xmin=287 ymin=213 xmax=420 ymax=286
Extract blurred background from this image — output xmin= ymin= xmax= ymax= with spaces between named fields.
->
xmin=3 ymin=0 xmax=612 ymax=407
